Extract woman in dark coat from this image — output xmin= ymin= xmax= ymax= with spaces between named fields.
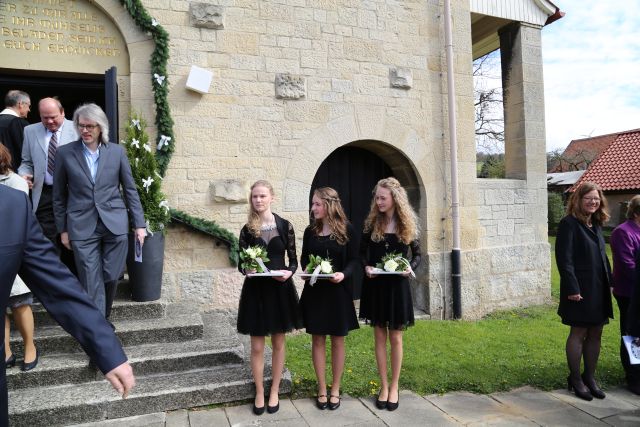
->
xmin=299 ymin=187 xmax=360 ymax=411
xmin=237 ymin=180 xmax=302 ymax=415
xmin=556 ymin=181 xmax=613 ymax=401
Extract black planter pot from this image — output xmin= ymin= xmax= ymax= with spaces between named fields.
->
xmin=126 ymin=232 xmax=165 ymax=302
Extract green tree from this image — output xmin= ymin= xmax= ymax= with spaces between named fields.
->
xmin=122 ymin=112 xmax=171 ymax=234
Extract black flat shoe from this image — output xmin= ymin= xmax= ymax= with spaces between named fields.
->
xmin=252 ymin=404 xmax=265 ymax=415
xmin=582 ymin=374 xmax=606 ymax=399
xmin=387 ymin=390 xmax=399 ymax=411
xmin=21 ymin=350 xmax=38 ymax=372
xmin=567 ymin=375 xmax=593 ymax=401
xmin=315 ymin=394 xmax=328 ymax=410
xmin=5 ymin=354 xmax=16 ymax=369
xmin=267 ymin=401 xmax=279 ymax=414
xmin=328 ymin=395 xmax=341 ymax=410
xmin=375 ymin=391 xmax=387 ymax=409
xmin=387 ymin=397 xmax=399 ymax=411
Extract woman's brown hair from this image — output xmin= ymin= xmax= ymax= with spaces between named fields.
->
xmin=364 ymin=177 xmax=418 ymax=244
xmin=311 ymin=187 xmax=349 ymax=245
xmin=566 ymin=181 xmax=609 ymax=225
xmin=0 ymin=144 xmax=13 ymax=175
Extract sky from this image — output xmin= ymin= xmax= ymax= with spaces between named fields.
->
xmin=541 ymin=0 xmax=640 ymax=151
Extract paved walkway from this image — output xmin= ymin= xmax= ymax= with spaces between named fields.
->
xmin=77 ymin=386 xmax=640 ymax=426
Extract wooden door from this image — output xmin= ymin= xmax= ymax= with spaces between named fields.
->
xmin=310 ymin=145 xmax=394 ymax=298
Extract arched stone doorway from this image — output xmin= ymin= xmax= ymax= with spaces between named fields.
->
xmin=308 ymin=140 xmax=422 ymax=299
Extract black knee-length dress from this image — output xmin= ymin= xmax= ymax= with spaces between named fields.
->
xmin=359 ymin=232 xmax=421 ymax=330
xmin=236 ymin=213 xmax=302 ymax=336
xmin=299 ymin=224 xmax=360 ymax=336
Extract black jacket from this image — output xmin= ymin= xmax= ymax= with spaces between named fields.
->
xmin=556 ymin=215 xmax=613 ymax=324
xmin=0 ymin=113 xmax=29 ymax=170
xmin=237 ymin=213 xmax=298 ymax=274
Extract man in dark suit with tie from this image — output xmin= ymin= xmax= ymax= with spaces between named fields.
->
xmin=0 ymin=184 xmax=135 ymax=426
xmin=53 ymin=103 xmax=146 ymax=319
xmin=0 ymin=90 xmax=30 ymax=171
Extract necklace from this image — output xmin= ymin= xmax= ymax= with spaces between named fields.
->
xmin=260 ymin=214 xmax=276 ymax=231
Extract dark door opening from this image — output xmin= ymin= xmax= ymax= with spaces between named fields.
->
xmin=311 ymin=145 xmax=395 ymax=299
xmin=0 ymin=70 xmax=105 ymax=125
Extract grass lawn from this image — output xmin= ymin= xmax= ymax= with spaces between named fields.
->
xmin=284 ymin=237 xmax=624 ymax=398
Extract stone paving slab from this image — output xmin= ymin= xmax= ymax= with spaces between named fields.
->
xmin=226 ymin=399 xmax=303 ymax=426
xmin=188 ymin=408 xmax=229 ymax=427
xmin=551 ymin=388 xmax=639 ymax=419
xmin=360 ymin=390 xmax=458 ymax=426
xmin=291 ymin=395 xmax=383 ymax=427
xmin=602 ymin=409 xmax=640 ymax=427
xmin=605 ymin=388 xmax=640 ymax=408
xmin=425 ymin=391 xmax=516 ymax=424
xmin=466 ymin=415 xmax=538 ymax=426
xmin=523 ymin=406 xmax=610 ymax=426
xmin=491 ymin=386 xmax=568 ymax=414
xmin=165 ymin=409 xmax=189 ymax=427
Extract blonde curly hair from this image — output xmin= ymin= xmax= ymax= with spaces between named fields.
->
xmin=246 ymin=180 xmax=274 ymax=237
xmin=364 ymin=177 xmax=418 ymax=244
xmin=311 ymin=187 xmax=349 ymax=245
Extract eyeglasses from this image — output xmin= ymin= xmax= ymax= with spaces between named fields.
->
xmin=582 ymin=197 xmax=601 ymax=203
xmin=77 ymin=124 xmax=99 ymax=131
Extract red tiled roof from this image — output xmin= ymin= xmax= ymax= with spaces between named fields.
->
xmin=549 ymin=132 xmax=618 ymax=172
xmin=571 ymin=129 xmax=640 ymax=192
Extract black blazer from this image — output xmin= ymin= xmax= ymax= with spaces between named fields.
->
xmin=0 ymin=113 xmax=28 ymax=170
xmin=556 ymin=215 xmax=613 ymax=324
xmin=0 ymin=186 xmax=127 ymax=424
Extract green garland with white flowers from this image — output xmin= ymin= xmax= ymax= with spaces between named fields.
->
xmin=120 ymin=0 xmax=239 ymax=265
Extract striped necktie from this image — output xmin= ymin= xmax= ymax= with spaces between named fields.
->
xmin=47 ymin=132 xmax=57 ymax=176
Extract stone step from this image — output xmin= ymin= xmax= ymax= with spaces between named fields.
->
xmin=7 ymin=338 xmax=244 ymax=390
xmin=9 ymin=365 xmax=291 ymax=426
xmin=18 ymin=300 xmax=167 ymax=328
xmin=8 ymin=313 xmax=204 ymax=356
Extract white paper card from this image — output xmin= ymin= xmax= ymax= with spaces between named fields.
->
xmin=623 ymin=336 xmax=640 ymax=365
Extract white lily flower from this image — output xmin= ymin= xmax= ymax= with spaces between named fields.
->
xmin=151 ymin=18 xmax=158 ymax=26
xmin=157 ymin=135 xmax=171 ymax=150
xmin=131 ymin=119 xmax=141 ymax=130
xmin=145 ymin=220 xmax=154 ymax=236
xmin=143 ymin=143 xmax=152 ymax=153
xmin=159 ymin=200 xmax=169 ymax=212
xmin=131 ymin=138 xmax=140 ymax=148
xmin=142 ymin=176 xmax=154 ymax=192
xmin=154 ymin=73 xmax=165 ymax=85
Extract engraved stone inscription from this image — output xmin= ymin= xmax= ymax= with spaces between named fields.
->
xmin=275 ymin=73 xmax=306 ymax=100
xmin=190 ymin=3 xmax=224 ymax=29
xmin=0 ymin=0 xmax=129 ymax=74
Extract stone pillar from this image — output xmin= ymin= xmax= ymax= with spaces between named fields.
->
xmin=499 ymin=22 xmax=546 ymax=182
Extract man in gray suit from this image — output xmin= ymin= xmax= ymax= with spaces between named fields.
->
xmin=18 ymin=98 xmax=78 ymax=247
xmin=53 ymin=103 xmax=146 ymax=319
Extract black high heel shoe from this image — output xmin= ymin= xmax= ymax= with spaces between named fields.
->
xmin=21 ymin=349 xmax=38 ymax=372
xmin=567 ymin=375 xmax=593 ymax=401
xmin=5 ymin=354 xmax=16 ymax=369
xmin=582 ymin=374 xmax=606 ymax=399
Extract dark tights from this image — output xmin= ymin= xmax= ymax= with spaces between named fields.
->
xmin=566 ymin=325 xmax=603 ymax=391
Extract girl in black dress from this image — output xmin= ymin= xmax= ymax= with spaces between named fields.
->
xmin=556 ymin=181 xmax=612 ymax=401
xmin=360 ymin=177 xmax=421 ymax=411
xmin=299 ymin=187 xmax=359 ymax=410
xmin=237 ymin=180 xmax=302 ymax=415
